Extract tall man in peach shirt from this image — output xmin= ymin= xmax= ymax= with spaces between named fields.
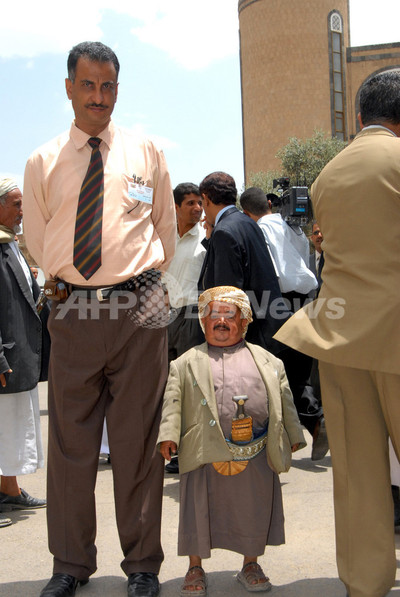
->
xmin=23 ymin=41 xmax=176 ymax=597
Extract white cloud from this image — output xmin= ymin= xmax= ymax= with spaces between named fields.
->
xmin=3 ymin=0 xmax=397 ymax=71
xmin=149 ymin=134 xmax=179 ymax=152
xmin=0 ymin=0 xmax=239 ymax=69
xmin=122 ymin=123 xmax=179 ymax=152
xmin=0 ymin=2 xmax=104 ymax=58
xmin=128 ymin=0 xmax=239 ymax=69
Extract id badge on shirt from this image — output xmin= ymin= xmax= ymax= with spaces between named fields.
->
xmin=128 ymin=182 xmax=153 ymax=205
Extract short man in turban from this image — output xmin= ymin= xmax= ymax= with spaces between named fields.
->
xmin=158 ymin=286 xmax=305 ymax=595
xmin=0 ymin=178 xmax=50 ymax=522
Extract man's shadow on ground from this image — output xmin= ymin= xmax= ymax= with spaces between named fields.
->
xmin=2 ymin=573 xmax=400 ymax=597
xmin=0 ymin=575 xmax=356 ymax=597
xmin=291 ymin=454 xmax=331 ymax=472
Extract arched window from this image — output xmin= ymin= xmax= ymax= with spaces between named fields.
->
xmin=329 ymin=12 xmax=346 ymax=140
xmin=330 ymin=13 xmax=342 ymax=33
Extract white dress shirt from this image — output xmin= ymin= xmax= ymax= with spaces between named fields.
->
xmin=164 ymin=223 xmax=206 ymax=308
xmin=257 ymin=214 xmax=317 ymax=294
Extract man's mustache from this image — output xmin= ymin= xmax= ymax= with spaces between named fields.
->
xmin=213 ymin=323 xmax=230 ymax=331
xmin=87 ymin=103 xmax=108 ymax=109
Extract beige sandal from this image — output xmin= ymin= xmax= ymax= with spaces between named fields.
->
xmin=180 ymin=566 xmax=207 ymax=596
xmin=237 ymin=562 xmax=272 ymax=592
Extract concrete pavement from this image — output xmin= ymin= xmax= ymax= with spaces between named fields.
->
xmin=1 ymin=382 xmax=399 ymax=596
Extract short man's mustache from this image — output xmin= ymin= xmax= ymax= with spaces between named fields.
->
xmin=213 ymin=323 xmax=230 ymax=331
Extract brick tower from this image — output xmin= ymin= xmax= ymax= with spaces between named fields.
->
xmin=239 ymin=0 xmax=350 ymax=180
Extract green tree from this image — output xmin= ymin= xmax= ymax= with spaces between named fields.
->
xmin=247 ymin=130 xmax=346 ymax=192
xmin=246 ymin=169 xmax=281 ymax=194
xmin=277 ymin=130 xmax=346 ymax=186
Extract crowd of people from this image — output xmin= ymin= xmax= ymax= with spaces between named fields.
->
xmin=0 ymin=40 xmax=399 ymax=597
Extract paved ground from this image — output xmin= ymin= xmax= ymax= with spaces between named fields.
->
xmin=1 ymin=382 xmax=399 ymax=597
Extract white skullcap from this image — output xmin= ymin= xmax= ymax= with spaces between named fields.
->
xmin=0 ymin=178 xmax=18 ymax=199
xmin=198 ymin=285 xmax=253 ymax=337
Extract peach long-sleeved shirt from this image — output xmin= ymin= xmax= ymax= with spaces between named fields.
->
xmin=23 ymin=120 xmax=176 ymax=285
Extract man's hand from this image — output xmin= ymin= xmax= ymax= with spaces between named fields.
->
xmin=0 ymin=369 xmax=12 ymax=388
xmin=291 ymin=443 xmax=300 ymax=453
xmin=201 ymin=217 xmax=214 ymax=239
xmin=160 ymin=441 xmax=177 ymax=461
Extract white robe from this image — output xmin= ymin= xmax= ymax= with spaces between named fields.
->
xmin=0 ymin=386 xmax=44 ymax=476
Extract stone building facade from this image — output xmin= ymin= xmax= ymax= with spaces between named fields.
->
xmin=239 ymin=0 xmax=400 ymax=181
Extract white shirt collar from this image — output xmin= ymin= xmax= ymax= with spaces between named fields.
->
xmin=215 ymin=204 xmax=234 ymax=226
xmin=362 ymin=125 xmax=397 ymax=137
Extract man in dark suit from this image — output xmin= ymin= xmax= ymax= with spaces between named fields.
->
xmin=306 ymin=220 xmax=324 ymax=419
xmin=0 ymin=178 xmax=49 ymax=520
xmin=198 ymin=173 xmax=327 ymax=460
xmin=198 ymin=171 xmax=289 ymax=355
xmin=309 ymin=221 xmax=324 ymax=297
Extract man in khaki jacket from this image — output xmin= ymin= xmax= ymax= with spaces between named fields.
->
xmin=275 ymin=71 xmax=400 ymax=597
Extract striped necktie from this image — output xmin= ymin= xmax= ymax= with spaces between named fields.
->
xmin=73 ymin=137 xmax=104 ymax=280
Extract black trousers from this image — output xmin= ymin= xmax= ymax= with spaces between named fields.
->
xmin=167 ymin=305 xmax=204 ymax=362
xmin=279 ymin=291 xmax=323 ymax=436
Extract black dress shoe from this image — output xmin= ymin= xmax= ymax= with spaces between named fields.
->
xmin=40 ymin=573 xmax=89 ymax=597
xmin=165 ymin=456 xmax=179 ymax=474
xmin=0 ymin=488 xmax=46 ymax=510
xmin=392 ymin=485 xmax=400 ymax=526
xmin=127 ymin=572 xmax=160 ymax=597
xmin=311 ymin=416 xmax=329 ymax=461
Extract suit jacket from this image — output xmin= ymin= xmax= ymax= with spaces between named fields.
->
xmin=275 ymin=127 xmax=400 ymax=374
xmin=308 ymin=250 xmax=323 ymax=298
xmin=0 ymin=243 xmax=50 ymax=393
xmin=309 ymin=251 xmax=317 ymax=278
xmin=198 ymin=207 xmax=289 ymax=354
xmin=157 ymin=341 xmax=306 ymax=474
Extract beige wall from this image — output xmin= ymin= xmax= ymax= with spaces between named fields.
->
xmin=239 ymin=0 xmax=350 ymax=180
xmin=346 ymin=43 xmax=400 ymax=138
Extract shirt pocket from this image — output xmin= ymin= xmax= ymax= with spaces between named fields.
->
xmin=121 ymin=174 xmax=153 ymax=219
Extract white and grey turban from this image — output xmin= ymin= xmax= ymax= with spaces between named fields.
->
xmin=0 ymin=178 xmax=18 ymax=200
xmin=198 ymin=286 xmax=253 ymax=337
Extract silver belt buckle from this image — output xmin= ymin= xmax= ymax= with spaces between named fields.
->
xmin=96 ymin=286 xmax=113 ymax=301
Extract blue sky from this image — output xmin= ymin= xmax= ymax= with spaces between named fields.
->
xmin=0 ymin=0 xmax=399 ymax=193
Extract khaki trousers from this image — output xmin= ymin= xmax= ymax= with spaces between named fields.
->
xmin=46 ymin=290 xmax=168 ymax=580
xmin=319 ymin=362 xmax=400 ymax=597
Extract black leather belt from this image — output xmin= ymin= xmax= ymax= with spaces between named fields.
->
xmin=70 ymin=269 xmax=161 ymax=302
